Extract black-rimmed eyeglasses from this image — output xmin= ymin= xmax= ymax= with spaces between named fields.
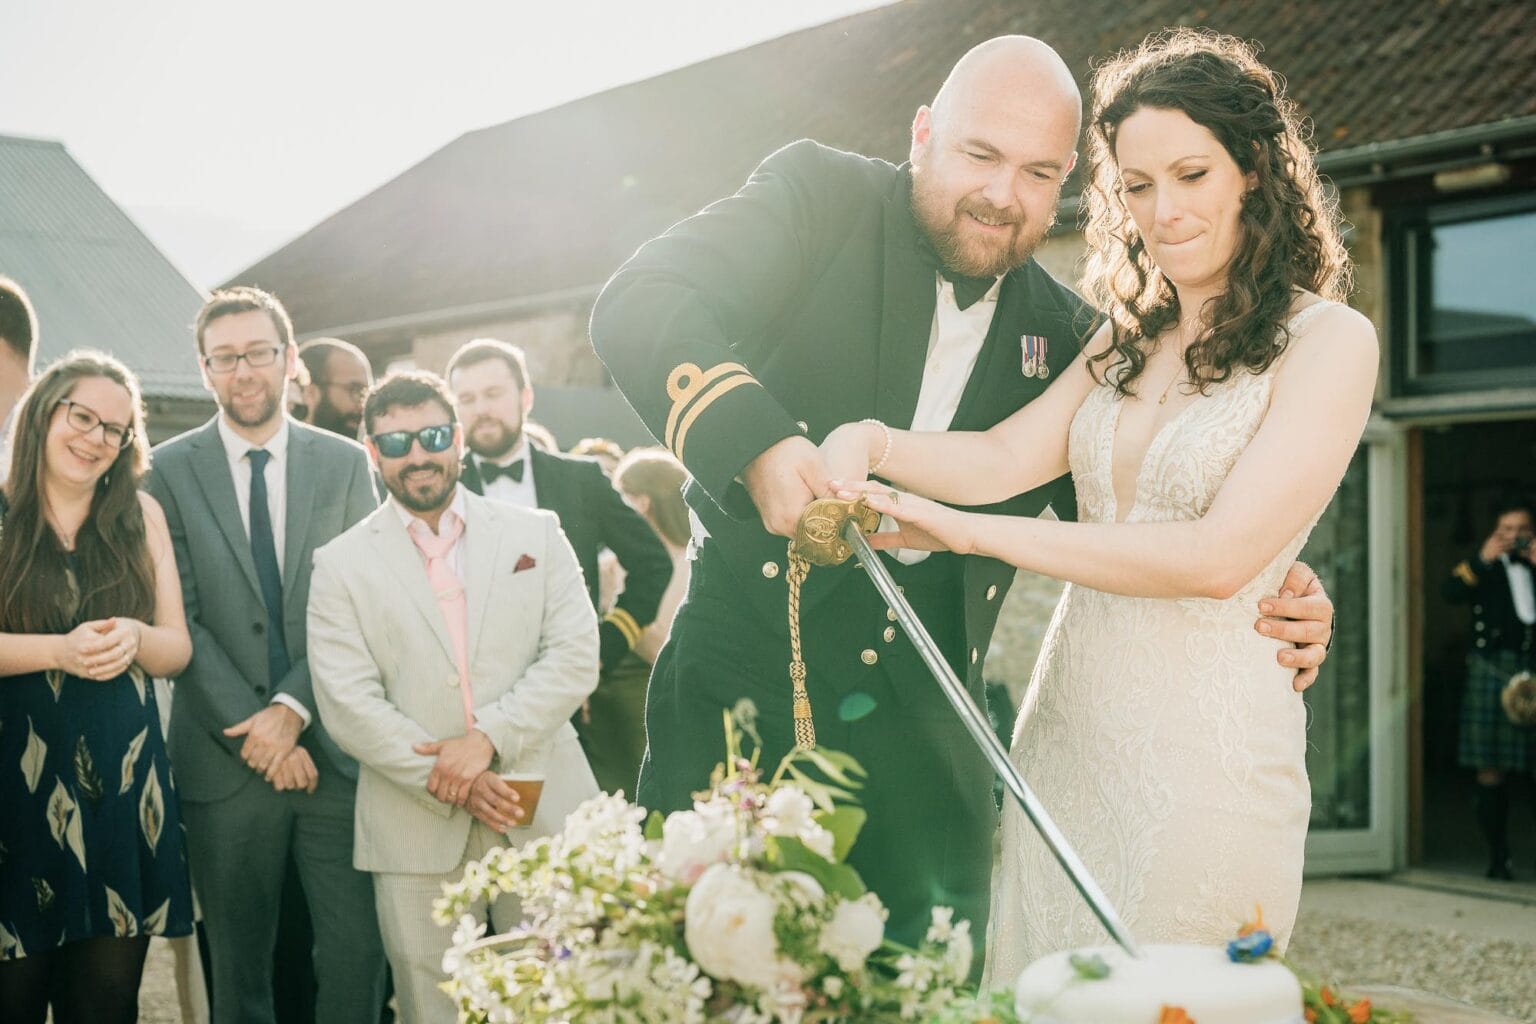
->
xmin=203 ymin=345 xmax=286 ymax=374
xmin=57 ymin=399 xmax=135 ymax=450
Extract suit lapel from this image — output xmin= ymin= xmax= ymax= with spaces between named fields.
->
xmin=281 ymin=425 xmax=316 ymax=604
xmin=462 ymin=493 xmax=504 ymax=663
xmin=875 ymin=176 xmax=938 ymax=430
xmin=459 ymin=454 xmax=485 ymax=496
xmin=372 ymin=510 xmax=457 ymax=666
xmin=529 ymin=447 xmax=565 ymax=516
xmin=188 ymin=419 xmax=262 ymax=600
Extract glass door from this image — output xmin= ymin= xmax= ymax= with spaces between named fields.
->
xmin=1302 ymin=420 xmax=1407 ymax=874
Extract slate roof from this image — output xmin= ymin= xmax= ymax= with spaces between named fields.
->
xmin=230 ymin=0 xmax=1536 ymax=336
xmin=0 ymin=134 xmax=206 ymax=399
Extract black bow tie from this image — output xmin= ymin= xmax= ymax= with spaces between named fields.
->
xmin=481 ymin=458 xmax=525 ymax=485
xmin=941 ymin=269 xmax=998 ymax=311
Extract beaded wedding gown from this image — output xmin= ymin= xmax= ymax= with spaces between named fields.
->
xmin=986 ymin=302 xmax=1335 ymax=984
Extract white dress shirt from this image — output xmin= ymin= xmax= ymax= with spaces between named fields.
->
xmin=217 ymin=416 xmax=310 ymax=726
xmin=393 ymin=484 xmax=470 ymax=583
xmin=883 ymin=273 xmax=1002 ymax=564
xmin=476 ymin=441 xmax=537 ymax=510
xmin=1503 ymin=554 xmax=1536 ymax=625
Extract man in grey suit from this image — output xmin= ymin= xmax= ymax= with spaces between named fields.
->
xmin=308 ymin=371 xmax=599 ymax=1024
xmin=147 ymin=286 xmax=387 ymax=1024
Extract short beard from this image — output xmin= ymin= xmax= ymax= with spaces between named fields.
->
xmin=312 ymin=399 xmax=360 ymax=439
xmin=467 ymin=417 xmax=521 ymax=460
xmin=910 ymin=173 xmax=1055 ymax=278
xmin=387 ymin=461 xmax=460 ymax=513
xmin=225 ymin=390 xmax=282 ymax=430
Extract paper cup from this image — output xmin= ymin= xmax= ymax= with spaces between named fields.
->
xmin=498 ymin=771 xmax=545 ymax=828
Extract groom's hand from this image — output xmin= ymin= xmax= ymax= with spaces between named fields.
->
xmin=1255 ymin=561 xmax=1333 ymax=692
xmin=743 ymin=435 xmax=832 ymax=538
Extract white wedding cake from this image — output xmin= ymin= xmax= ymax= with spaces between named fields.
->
xmin=1014 ymin=944 xmax=1304 ymax=1023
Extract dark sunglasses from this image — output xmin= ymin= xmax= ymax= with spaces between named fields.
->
xmin=370 ymin=423 xmax=455 ymax=459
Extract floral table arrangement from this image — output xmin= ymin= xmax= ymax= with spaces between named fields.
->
xmin=432 ymin=705 xmax=1405 ymax=1023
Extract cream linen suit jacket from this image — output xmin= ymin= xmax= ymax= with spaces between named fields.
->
xmin=308 ymin=489 xmax=600 ymax=874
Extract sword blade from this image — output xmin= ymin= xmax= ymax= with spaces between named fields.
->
xmin=841 ymin=521 xmax=1141 ymax=958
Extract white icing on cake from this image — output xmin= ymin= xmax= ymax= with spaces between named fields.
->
xmin=1013 ymin=944 xmax=1304 ymax=1024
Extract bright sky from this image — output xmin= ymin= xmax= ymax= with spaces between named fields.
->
xmin=2 ymin=0 xmax=892 ymax=288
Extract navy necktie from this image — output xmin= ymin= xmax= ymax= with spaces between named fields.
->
xmin=248 ymin=449 xmax=290 ymax=686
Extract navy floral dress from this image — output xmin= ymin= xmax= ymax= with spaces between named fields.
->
xmin=0 ymin=498 xmax=193 ymax=959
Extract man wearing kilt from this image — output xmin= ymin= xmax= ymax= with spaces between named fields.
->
xmin=1443 ymin=496 xmax=1536 ymax=880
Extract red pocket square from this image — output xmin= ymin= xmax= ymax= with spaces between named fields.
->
xmin=514 ymin=554 xmax=537 ymax=573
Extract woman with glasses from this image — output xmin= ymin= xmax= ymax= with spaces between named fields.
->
xmin=0 ymin=351 xmax=195 ymax=1023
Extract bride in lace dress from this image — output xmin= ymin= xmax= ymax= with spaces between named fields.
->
xmin=822 ymin=30 xmax=1378 ymax=978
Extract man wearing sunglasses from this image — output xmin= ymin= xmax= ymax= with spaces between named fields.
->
xmin=298 ymin=337 xmax=374 ymax=441
xmin=146 ymin=286 xmax=387 ymax=1024
xmin=307 ymin=370 xmax=599 ymax=1024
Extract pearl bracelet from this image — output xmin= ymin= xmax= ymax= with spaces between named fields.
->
xmin=860 ymin=418 xmax=893 ymax=475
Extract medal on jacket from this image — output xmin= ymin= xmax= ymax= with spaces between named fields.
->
xmin=1021 ymin=334 xmax=1050 ymax=379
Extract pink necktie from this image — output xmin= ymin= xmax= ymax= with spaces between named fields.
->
xmin=407 ymin=513 xmax=476 ymax=732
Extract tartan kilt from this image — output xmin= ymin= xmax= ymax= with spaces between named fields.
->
xmin=1458 ymin=649 xmax=1536 ymax=771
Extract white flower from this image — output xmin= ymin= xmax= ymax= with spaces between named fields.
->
xmin=799 ymin=823 xmax=835 ymax=860
xmin=818 ymin=894 xmax=886 ymax=972
xmin=943 ymin=918 xmax=973 ymax=981
xmin=685 ymin=863 xmax=803 ymax=992
xmin=822 ymin=975 xmax=844 ymax=999
xmin=925 ymin=905 xmax=955 ymax=944
xmin=656 ymin=800 xmax=738 ymax=884
xmin=764 ymin=786 xmax=816 ymax=836
xmin=776 ymin=870 xmax=825 ymax=906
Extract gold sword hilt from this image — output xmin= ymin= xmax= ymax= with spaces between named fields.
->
xmin=789 ymin=497 xmax=882 ymax=568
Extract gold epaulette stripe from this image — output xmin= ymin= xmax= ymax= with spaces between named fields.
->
xmin=664 ymin=361 xmax=758 ymax=461
xmin=1453 ymin=561 xmax=1479 ymax=587
xmin=604 ymin=608 xmax=642 ymax=648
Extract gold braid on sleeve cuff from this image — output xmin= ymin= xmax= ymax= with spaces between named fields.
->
xmin=1453 ymin=561 xmax=1480 ymax=587
xmin=664 ymin=361 xmax=758 ymax=461
xmin=603 ymin=608 xmax=642 ymax=649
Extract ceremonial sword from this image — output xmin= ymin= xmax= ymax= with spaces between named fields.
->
xmin=790 ymin=497 xmax=1142 ymax=958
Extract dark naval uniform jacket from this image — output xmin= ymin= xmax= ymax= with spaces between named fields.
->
xmin=590 ymin=139 xmax=1091 ymax=950
xmin=460 ymin=445 xmax=673 ymax=668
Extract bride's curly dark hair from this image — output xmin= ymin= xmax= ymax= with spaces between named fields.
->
xmin=1080 ymin=29 xmax=1351 ymax=396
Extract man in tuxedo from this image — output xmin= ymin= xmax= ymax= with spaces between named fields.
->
xmin=308 ymin=370 xmax=599 ymax=1024
xmin=589 ymin=35 xmax=1337 ymax=954
xmin=447 ymin=339 xmax=672 ymax=794
xmin=147 ymin=287 xmax=386 ymax=1023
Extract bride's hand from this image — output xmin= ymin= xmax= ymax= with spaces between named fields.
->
xmin=831 ymin=480 xmax=978 ymax=556
xmin=817 ymin=422 xmax=883 ymax=491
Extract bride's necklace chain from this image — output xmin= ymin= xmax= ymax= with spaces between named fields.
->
xmin=1157 ymin=320 xmax=1203 ymax=406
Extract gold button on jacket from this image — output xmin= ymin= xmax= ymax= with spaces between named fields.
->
xmin=761 ymin=561 xmax=780 ymax=579
xmin=860 ymin=649 xmax=878 ymax=665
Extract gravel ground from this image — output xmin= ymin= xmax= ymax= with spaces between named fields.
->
xmin=1288 ymin=915 xmax=1536 ymax=1022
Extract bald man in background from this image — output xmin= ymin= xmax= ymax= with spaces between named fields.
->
xmin=298 ymin=337 xmax=373 ymax=440
xmin=591 ymin=36 xmax=1335 ymax=957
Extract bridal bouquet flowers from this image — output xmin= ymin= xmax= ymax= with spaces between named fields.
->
xmin=432 ymin=704 xmax=1003 ymax=1024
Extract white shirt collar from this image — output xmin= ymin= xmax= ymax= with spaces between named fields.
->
xmin=391 ymin=482 xmax=470 ymax=536
xmin=218 ymin=414 xmax=291 ymax=464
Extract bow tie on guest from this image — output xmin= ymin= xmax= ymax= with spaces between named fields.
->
xmin=941 ymin=268 xmax=999 ymax=311
xmin=480 ymin=458 xmax=525 ymax=485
